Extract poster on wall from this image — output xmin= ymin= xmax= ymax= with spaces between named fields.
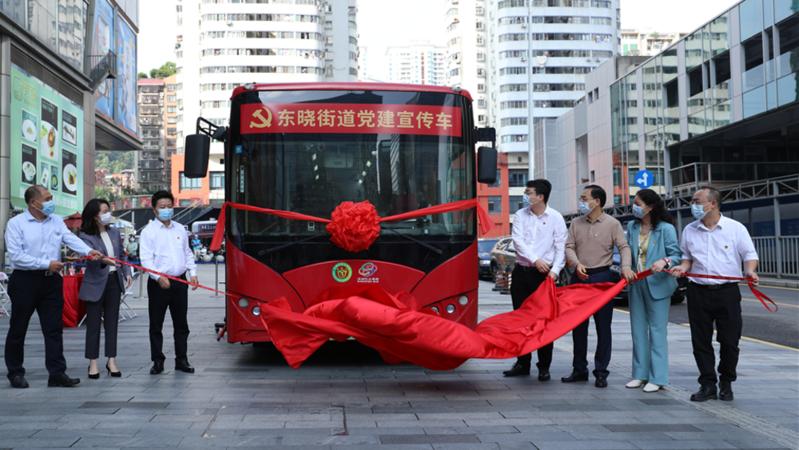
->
xmin=9 ymin=64 xmax=84 ymax=216
xmin=93 ymin=0 xmax=114 ymax=117
xmin=115 ymin=14 xmax=137 ymax=134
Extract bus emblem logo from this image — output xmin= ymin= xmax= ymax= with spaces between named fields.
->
xmin=332 ymin=262 xmax=352 ymax=283
xmin=249 ymin=107 xmax=272 ymax=129
xmin=359 ymin=262 xmax=377 ymax=277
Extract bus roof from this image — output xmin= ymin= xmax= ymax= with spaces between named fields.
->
xmin=231 ymin=82 xmax=473 ymax=102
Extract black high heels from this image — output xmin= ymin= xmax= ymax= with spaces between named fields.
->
xmin=88 ymin=366 xmax=100 ymax=380
xmin=106 ymin=363 xmax=121 ymax=378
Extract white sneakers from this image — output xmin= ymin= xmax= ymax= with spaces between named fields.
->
xmin=626 ymin=379 xmax=662 ymax=392
xmin=643 ymin=383 xmax=661 ymax=393
xmin=625 ymin=379 xmax=645 ymax=388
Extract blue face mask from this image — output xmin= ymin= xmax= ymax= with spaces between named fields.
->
xmin=40 ymin=199 xmax=56 ymax=216
xmin=578 ymin=201 xmax=592 ymax=216
xmin=157 ymin=208 xmax=174 ymax=222
xmin=632 ymin=204 xmax=646 ymax=219
xmin=691 ymin=203 xmax=707 ymax=221
xmin=522 ymin=195 xmax=530 ymax=208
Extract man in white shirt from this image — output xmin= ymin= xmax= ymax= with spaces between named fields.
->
xmin=503 ymin=179 xmax=567 ymax=381
xmin=4 ymin=186 xmax=102 ymax=388
xmin=139 ymin=191 xmax=199 ymax=375
xmin=671 ymin=186 xmax=758 ymax=403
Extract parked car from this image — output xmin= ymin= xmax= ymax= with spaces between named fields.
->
xmin=478 ymin=238 xmax=500 ymax=280
xmin=489 ymin=236 xmax=571 ymax=287
xmin=489 ymin=236 xmax=515 ymax=280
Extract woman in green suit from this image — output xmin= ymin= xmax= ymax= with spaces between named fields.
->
xmin=626 ymin=189 xmax=681 ymax=393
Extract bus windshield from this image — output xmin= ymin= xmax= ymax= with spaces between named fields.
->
xmin=232 ymin=132 xmax=472 ymax=237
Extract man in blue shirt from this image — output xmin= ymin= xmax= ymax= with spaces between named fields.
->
xmin=4 ymin=186 xmax=101 ymax=388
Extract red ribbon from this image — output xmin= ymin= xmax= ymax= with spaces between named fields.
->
xmin=210 ymin=199 xmax=492 ymax=253
xmin=635 ymin=269 xmax=777 ymax=312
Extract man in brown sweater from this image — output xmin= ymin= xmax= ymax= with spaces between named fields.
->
xmin=562 ymin=185 xmax=634 ymax=388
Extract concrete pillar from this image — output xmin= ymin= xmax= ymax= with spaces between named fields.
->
xmin=0 ymin=36 xmax=11 ymax=269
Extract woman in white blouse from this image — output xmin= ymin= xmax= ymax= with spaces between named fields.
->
xmin=78 ymin=199 xmax=132 ymax=379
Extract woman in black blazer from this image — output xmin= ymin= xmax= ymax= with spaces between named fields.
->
xmin=78 ymin=199 xmax=132 ymax=379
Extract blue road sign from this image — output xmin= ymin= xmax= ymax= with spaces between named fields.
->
xmin=634 ymin=169 xmax=654 ymax=188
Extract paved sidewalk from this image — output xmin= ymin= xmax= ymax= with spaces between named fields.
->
xmin=0 ymin=265 xmax=796 ymax=449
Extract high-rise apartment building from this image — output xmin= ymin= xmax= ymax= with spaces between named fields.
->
xmin=445 ymin=0 xmax=490 ymax=127
xmin=621 ymin=29 xmax=685 ymax=56
xmin=173 ymin=0 xmax=359 ymax=206
xmin=137 ymin=79 xmax=168 ymax=193
xmin=386 ymin=45 xmax=447 ymax=85
xmin=490 ymin=0 xmax=620 ymax=160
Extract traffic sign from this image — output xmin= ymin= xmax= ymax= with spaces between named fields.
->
xmin=634 ymin=169 xmax=654 ymax=188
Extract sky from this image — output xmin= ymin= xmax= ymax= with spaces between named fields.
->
xmin=138 ymin=0 xmax=740 ymax=76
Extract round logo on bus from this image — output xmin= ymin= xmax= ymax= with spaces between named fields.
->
xmin=332 ymin=262 xmax=352 ymax=283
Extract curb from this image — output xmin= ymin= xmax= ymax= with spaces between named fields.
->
xmin=758 ymin=279 xmax=799 ymax=289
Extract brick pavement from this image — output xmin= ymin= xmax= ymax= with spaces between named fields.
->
xmin=0 ymin=264 xmax=795 ymax=449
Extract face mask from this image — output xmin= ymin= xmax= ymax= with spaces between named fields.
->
xmin=691 ymin=203 xmax=707 ymax=221
xmin=40 ymin=200 xmax=56 ymax=216
xmin=521 ymin=195 xmax=530 ymax=208
xmin=578 ymin=201 xmax=592 ymax=216
xmin=99 ymin=212 xmax=114 ymax=225
xmin=158 ymin=208 xmax=174 ymax=222
xmin=632 ymin=204 xmax=646 ymax=219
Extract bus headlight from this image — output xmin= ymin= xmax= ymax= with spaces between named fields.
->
xmin=458 ymin=295 xmax=468 ymax=306
xmin=252 ymin=306 xmax=261 ymax=316
xmin=431 ymin=306 xmax=440 ymax=314
xmin=446 ymin=304 xmax=456 ymax=314
xmin=238 ymin=298 xmax=249 ymax=308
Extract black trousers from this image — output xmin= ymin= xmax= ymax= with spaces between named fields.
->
xmin=687 ymin=282 xmax=742 ymax=386
xmin=571 ymin=269 xmax=615 ymax=378
xmin=510 ymin=265 xmax=553 ymax=371
xmin=147 ymin=275 xmax=190 ymax=362
xmin=83 ymin=274 xmax=122 ymax=359
xmin=5 ymin=271 xmax=67 ymax=377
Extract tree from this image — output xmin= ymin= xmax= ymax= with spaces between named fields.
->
xmin=137 ymin=72 xmax=148 ymax=79
xmin=149 ymin=61 xmax=177 ymax=79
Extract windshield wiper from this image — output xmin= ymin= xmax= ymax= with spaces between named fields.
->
xmin=383 ymin=227 xmax=443 ymax=255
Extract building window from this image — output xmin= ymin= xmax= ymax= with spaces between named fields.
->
xmin=509 ymin=195 xmax=524 ymax=211
xmin=509 ymin=169 xmax=528 ymax=187
xmin=210 ymin=172 xmax=224 ymax=189
xmin=179 ymin=172 xmax=201 ymax=191
xmin=487 ymin=196 xmax=501 ymax=215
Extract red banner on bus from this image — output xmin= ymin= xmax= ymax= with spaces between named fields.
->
xmin=240 ymin=103 xmax=463 ymax=137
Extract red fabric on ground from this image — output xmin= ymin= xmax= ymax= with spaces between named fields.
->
xmin=62 ymin=274 xmax=85 ymax=328
xmin=261 ymin=278 xmax=627 ymax=370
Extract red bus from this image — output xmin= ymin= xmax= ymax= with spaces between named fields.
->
xmin=184 ymin=83 xmax=497 ymax=344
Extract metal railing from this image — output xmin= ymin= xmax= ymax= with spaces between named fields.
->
xmin=670 ymin=162 xmax=799 ymax=198
xmin=752 ymin=236 xmax=799 ymax=278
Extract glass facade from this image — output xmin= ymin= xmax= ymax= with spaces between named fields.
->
xmin=610 ymin=2 xmax=799 ymax=204
xmin=0 ymin=0 xmax=89 ymax=71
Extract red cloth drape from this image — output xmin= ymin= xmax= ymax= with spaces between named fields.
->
xmin=62 ymin=274 xmax=85 ymax=328
xmin=260 ymin=277 xmax=627 ymax=370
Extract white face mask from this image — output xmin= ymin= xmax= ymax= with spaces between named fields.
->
xmin=99 ymin=212 xmax=114 ymax=225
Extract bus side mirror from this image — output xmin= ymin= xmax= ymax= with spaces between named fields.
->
xmin=477 ymin=146 xmax=497 ymax=184
xmin=184 ymin=134 xmax=210 ymax=178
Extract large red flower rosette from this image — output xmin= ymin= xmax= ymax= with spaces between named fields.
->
xmin=325 ymin=201 xmax=382 ymax=253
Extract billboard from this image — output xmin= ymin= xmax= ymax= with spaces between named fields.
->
xmin=93 ymin=0 xmax=115 ymax=117
xmin=10 ymin=64 xmax=85 ymax=216
xmin=115 ymin=14 xmax=137 ymax=134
